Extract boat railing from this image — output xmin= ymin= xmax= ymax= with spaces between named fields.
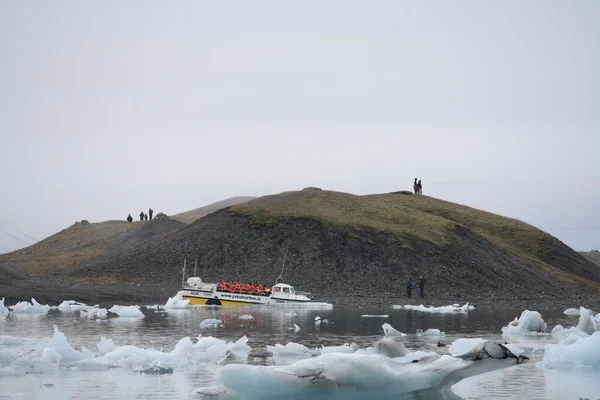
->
xmin=295 ymin=291 xmax=311 ymax=299
xmin=183 ymin=282 xmax=216 ymax=292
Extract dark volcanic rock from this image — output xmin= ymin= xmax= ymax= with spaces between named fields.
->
xmin=54 ymin=208 xmax=600 ymax=306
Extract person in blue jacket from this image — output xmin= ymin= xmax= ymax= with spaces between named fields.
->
xmin=405 ymin=278 xmax=414 ymax=298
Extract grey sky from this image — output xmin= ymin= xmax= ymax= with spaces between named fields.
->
xmin=1 ymin=1 xmax=598 ymax=253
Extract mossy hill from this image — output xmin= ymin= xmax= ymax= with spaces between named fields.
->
xmin=2 ymin=189 xmax=599 ymax=305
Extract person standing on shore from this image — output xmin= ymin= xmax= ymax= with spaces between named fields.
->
xmin=149 ymin=208 xmax=153 ymax=220
xmin=417 ymin=179 xmax=423 ymax=195
xmin=413 ymin=178 xmax=418 ymax=194
xmin=405 ymin=278 xmax=414 ymax=299
xmin=126 ymin=214 xmax=133 ymax=223
xmin=139 ymin=211 xmax=144 ymax=221
xmin=418 ymin=275 xmax=426 ymax=298
xmin=144 ymin=213 xmax=148 ymax=221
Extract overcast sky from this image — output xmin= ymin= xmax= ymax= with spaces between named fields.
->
xmin=1 ymin=1 xmax=598 ymax=253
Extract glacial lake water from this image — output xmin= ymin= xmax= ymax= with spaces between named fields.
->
xmin=1 ymin=303 xmax=599 ymax=400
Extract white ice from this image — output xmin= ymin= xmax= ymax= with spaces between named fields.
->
xmin=563 ymin=307 xmax=582 ymax=316
xmin=449 ymin=338 xmax=487 ymax=358
xmin=10 ymin=298 xmax=50 ymax=315
xmin=576 ymin=307 xmax=598 ymax=335
xmin=108 ymin=305 xmax=144 ymax=318
xmin=294 ymin=324 xmax=301 ymax=333
xmin=79 ymin=307 xmax=108 ymax=318
xmin=205 ymin=352 xmax=478 ymax=400
xmin=543 ymin=331 xmax=600 ymax=368
xmin=164 ymin=293 xmax=191 ymax=310
xmin=501 ymin=310 xmax=547 ymax=336
xmin=417 ymin=328 xmax=445 ymax=337
xmin=0 ymin=298 xmax=9 ymax=316
xmin=57 ymin=300 xmax=96 ymax=312
xmin=200 ymin=319 xmax=223 ymax=329
xmin=266 ymin=342 xmax=316 ymax=358
xmin=361 ymin=314 xmax=388 ymax=318
xmin=393 ymin=303 xmax=474 ymax=313
xmin=382 ymin=323 xmax=406 ymax=337
xmin=238 ymin=315 xmax=254 ymax=320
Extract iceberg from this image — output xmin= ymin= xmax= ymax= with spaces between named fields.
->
xmin=238 ymin=315 xmax=254 ymax=320
xmin=79 ymin=307 xmax=108 ymax=318
xmin=393 ymin=303 xmax=474 ymax=313
xmin=164 ymin=293 xmax=191 ymax=310
xmin=543 ymin=331 xmax=600 ymax=368
xmin=197 ymin=337 xmax=526 ymax=400
xmin=382 ymin=323 xmax=406 ymax=337
xmin=576 ymin=307 xmax=598 ymax=335
xmin=57 ymin=300 xmax=95 ymax=312
xmin=108 ymin=305 xmax=144 ymax=318
xmin=10 ymin=298 xmax=50 ymax=315
xmin=0 ymin=298 xmax=9 ymax=316
xmin=200 ymin=319 xmax=222 ymax=329
xmin=266 ymin=342 xmax=316 ymax=358
xmin=501 ymin=310 xmax=547 ymax=336
xmin=417 ymin=329 xmax=446 ymax=337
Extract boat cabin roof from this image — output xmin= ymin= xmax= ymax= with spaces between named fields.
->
xmin=273 ymin=283 xmax=294 ymax=289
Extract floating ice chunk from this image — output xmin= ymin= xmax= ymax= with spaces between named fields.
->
xmin=417 ymin=329 xmax=446 ymax=337
xmin=382 ymin=323 xmax=407 ymax=337
xmin=449 ymin=338 xmax=487 ymax=358
xmin=57 ymin=300 xmax=95 ymax=312
xmin=109 ymin=305 xmax=144 ymax=318
xmin=10 ymin=298 xmax=50 ymax=314
xmin=543 ymin=331 xmax=600 ymax=368
xmin=501 ymin=310 xmax=547 ymax=336
xmin=229 ymin=336 xmax=252 ymax=356
xmin=97 ymin=337 xmax=118 ymax=355
xmin=285 ymin=313 xmax=297 ymax=316
xmin=238 ymin=315 xmax=254 ymax=320
xmin=266 ymin=342 xmax=316 ymax=357
xmin=192 ymin=384 xmax=241 ymax=400
xmin=576 ymin=307 xmax=598 ymax=335
xmin=0 ymin=298 xmax=9 ymax=316
xmin=294 ymin=323 xmax=300 ymax=333
xmin=361 ymin=314 xmax=389 ymax=318
xmin=394 ymin=303 xmax=474 ymax=313
xmin=80 ymin=308 xmax=108 ymax=318
xmin=564 ymin=308 xmax=582 ymax=316
xmin=42 ymin=325 xmax=94 ymax=363
xmin=200 ymin=319 xmax=222 ymax=329
xmin=320 ymin=343 xmax=359 ymax=355
xmin=164 ymin=293 xmax=191 ymax=309
xmin=213 ymin=352 xmax=473 ymax=399
xmin=374 ymin=337 xmax=410 ymax=358
xmin=146 ymin=304 xmax=163 ymax=310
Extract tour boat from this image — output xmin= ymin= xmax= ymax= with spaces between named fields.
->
xmin=176 ymin=253 xmax=315 ymax=306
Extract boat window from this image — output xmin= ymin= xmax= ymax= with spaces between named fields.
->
xmin=283 ymin=287 xmax=290 ymax=293
xmin=274 ymin=287 xmax=280 ymax=292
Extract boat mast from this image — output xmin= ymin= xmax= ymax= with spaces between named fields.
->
xmin=276 ymin=246 xmax=289 ymax=284
xmin=182 ymin=258 xmax=187 ymax=287
xmin=194 ymin=258 xmax=198 ymax=277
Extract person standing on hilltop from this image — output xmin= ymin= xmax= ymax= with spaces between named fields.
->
xmin=417 ymin=179 xmax=423 ymax=195
xmin=149 ymin=208 xmax=153 ymax=220
xmin=139 ymin=211 xmax=144 ymax=221
xmin=418 ymin=275 xmax=426 ymax=298
xmin=413 ymin=178 xmax=418 ymax=194
xmin=405 ymin=278 xmax=414 ymax=299
xmin=127 ymin=214 xmax=133 ymax=223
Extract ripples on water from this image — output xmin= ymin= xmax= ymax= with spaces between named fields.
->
xmin=1 ymin=304 xmax=599 ymax=399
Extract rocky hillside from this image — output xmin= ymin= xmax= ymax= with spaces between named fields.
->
xmin=29 ymin=188 xmax=600 ymax=305
xmin=0 ymin=218 xmax=183 ymax=276
xmin=172 ymin=197 xmax=255 ymax=224
xmin=580 ymin=251 xmax=600 ymax=267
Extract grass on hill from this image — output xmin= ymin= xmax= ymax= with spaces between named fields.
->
xmin=172 ymin=197 xmax=255 ymax=224
xmin=229 ymin=189 xmax=595 ymax=287
xmin=1 ymin=219 xmax=182 ymax=276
